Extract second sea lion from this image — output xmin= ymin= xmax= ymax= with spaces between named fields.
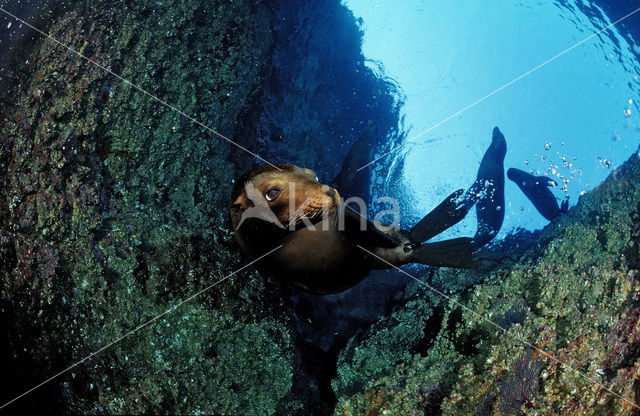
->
xmin=465 ymin=126 xmax=507 ymax=247
xmin=507 ymin=167 xmax=568 ymax=221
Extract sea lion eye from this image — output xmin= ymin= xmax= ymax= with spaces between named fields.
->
xmin=264 ymin=188 xmax=281 ymax=201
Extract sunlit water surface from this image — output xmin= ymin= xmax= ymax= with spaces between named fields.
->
xmin=344 ymin=0 xmax=640 ymax=239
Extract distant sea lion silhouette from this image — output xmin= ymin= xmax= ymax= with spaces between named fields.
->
xmin=230 ymin=128 xmax=507 ymax=295
xmin=465 ymin=126 xmax=507 ymax=247
xmin=507 ymin=167 xmax=568 ymax=221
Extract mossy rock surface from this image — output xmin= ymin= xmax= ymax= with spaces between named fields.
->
xmin=334 ymin=150 xmax=640 ymax=415
xmin=0 ymin=1 xmax=299 ymax=414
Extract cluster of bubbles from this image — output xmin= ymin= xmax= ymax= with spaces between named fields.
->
xmin=525 ymin=141 xmax=579 ymax=196
xmin=597 ymin=157 xmax=612 ymax=169
xmin=622 ymin=98 xmax=640 ymax=132
xmin=521 ymin=97 xmax=639 ymax=200
xmin=624 ymin=98 xmax=633 ymax=118
xmin=472 ymin=179 xmax=498 ymax=204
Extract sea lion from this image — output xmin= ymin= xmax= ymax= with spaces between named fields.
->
xmin=229 ymin=127 xmax=508 ymax=295
xmin=410 ymin=127 xmax=507 ymax=248
xmin=464 ymin=126 xmax=507 ymax=247
xmin=230 ymin=163 xmax=479 ymax=294
xmin=507 ymin=167 xmax=568 ymax=221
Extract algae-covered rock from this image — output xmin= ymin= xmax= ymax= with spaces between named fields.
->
xmin=334 ymin=149 xmax=640 ymax=415
xmin=1 ymin=0 xmax=409 ymax=413
xmin=0 ymin=1 xmax=298 ymax=414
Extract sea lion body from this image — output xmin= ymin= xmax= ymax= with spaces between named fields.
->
xmin=257 ymin=211 xmax=370 ymax=293
xmin=465 ymin=127 xmax=507 ymax=246
xmin=230 ymin=164 xmax=400 ymax=294
xmin=507 ymin=167 xmax=567 ymax=221
xmin=230 ymin=127 xmax=508 ymax=295
xmin=230 ymin=163 xmax=478 ymax=294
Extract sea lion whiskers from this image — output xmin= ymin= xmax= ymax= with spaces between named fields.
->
xmin=287 ymin=197 xmax=334 ymax=230
xmin=287 ymin=209 xmax=313 ymax=229
xmin=283 ymin=180 xmax=338 ymax=230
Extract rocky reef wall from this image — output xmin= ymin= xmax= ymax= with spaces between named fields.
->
xmin=0 ymin=1 xmax=298 ymax=414
xmin=0 ymin=0 xmax=407 ymax=413
xmin=333 ymin=148 xmax=640 ymax=415
xmin=258 ymin=0 xmax=405 ymax=185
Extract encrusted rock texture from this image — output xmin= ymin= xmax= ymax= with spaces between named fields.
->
xmin=0 ymin=1 xmax=299 ymax=414
xmin=333 ymin=150 xmax=640 ymax=415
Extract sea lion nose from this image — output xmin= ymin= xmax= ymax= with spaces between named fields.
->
xmin=325 ymin=188 xmax=337 ymax=205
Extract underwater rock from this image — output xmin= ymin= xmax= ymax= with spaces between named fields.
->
xmin=0 ymin=0 xmax=412 ymax=413
xmin=259 ymin=0 xmax=405 ymax=186
xmin=333 ymin=148 xmax=640 ymax=415
xmin=0 ymin=1 xmax=301 ymax=414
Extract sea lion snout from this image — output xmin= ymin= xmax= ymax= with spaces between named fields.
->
xmin=290 ymin=182 xmax=340 ymax=226
xmin=230 ymin=164 xmax=341 ymax=231
xmin=324 ymin=187 xmax=338 ymax=205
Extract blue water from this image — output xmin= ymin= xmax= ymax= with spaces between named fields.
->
xmin=344 ymin=0 xmax=640 ymax=238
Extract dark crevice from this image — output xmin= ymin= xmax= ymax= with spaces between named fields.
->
xmin=296 ymin=340 xmax=338 ymax=413
xmin=249 ymin=3 xmax=408 ymax=411
xmin=413 ymin=305 xmax=445 ymax=356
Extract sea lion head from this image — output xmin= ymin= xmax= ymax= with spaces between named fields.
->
xmin=230 ymin=164 xmax=340 ymax=232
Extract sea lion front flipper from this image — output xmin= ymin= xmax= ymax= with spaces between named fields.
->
xmin=408 ymin=189 xmax=472 ymax=243
xmin=411 ymin=237 xmax=479 ymax=268
xmin=341 ymin=202 xmax=400 ymax=248
xmin=333 ymin=124 xmax=379 ymax=199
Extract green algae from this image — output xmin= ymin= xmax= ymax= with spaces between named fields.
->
xmin=0 ymin=1 xmax=298 ymax=414
xmin=333 ymin=150 xmax=640 ymax=415
xmin=333 ymin=297 xmax=437 ymax=397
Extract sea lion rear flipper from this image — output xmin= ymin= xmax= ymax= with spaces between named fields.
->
xmin=409 ymin=189 xmax=471 ymax=243
xmin=341 ymin=202 xmax=400 ymax=248
xmin=411 ymin=237 xmax=479 ymax=268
